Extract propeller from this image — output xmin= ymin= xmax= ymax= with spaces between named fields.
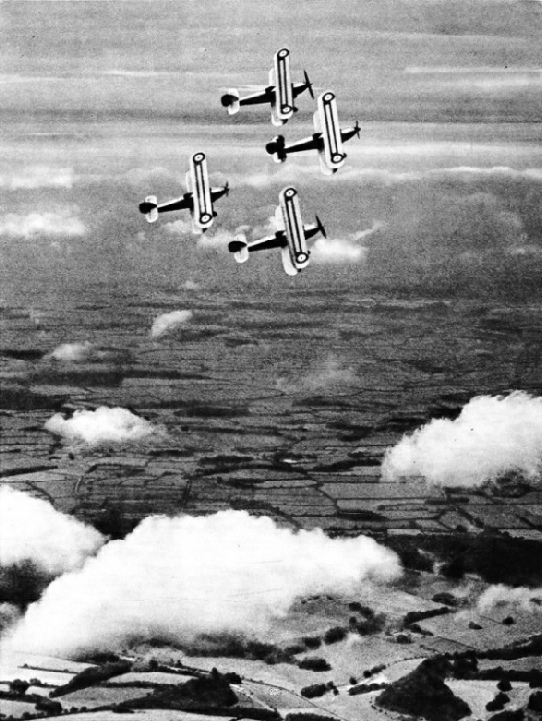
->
xmin=224 ymin=181 xmax=230 ymax=197
xmin=353 ymin=120 xmax=361 ymax=139
xmin=303 ymin=70 xmax=315 ymax=99
xmin=315 ymin=215 xmax=326 ymax=239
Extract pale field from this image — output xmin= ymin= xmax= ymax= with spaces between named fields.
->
xmin=0 ymin=698 xmax=40 ymax=718
xmin=447 ymin=679 xmax=533 ymax=720
xmin=60 ymin=684 xmax=153 ymax=709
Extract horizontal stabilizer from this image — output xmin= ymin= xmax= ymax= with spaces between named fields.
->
xmin=229 ymin=235 xmax=249 ymax=263
xmin=139 ymin=195 xmax=158 ymax=223
xmin=265 ymin=135 xmax=287 ymax=163
xmin=221 ymin=88 xmax=240 ymax=115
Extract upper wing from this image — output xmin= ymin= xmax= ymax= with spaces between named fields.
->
xmin=317 ymin=91 xmax=346 ymax=168
xmin=190 ymin=152 xmax=213 ymax=229
xmin=279 ymin=187 xmax=307 ymax=260
xmin=273 ymin=48 xmax=293 ymax=119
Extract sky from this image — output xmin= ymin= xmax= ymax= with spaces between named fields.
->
xmin=0 ymin=0 xmax=541 ymax=297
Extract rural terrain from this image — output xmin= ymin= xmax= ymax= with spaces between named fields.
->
xmin=1 ymin=284 xmax=542 ymax=721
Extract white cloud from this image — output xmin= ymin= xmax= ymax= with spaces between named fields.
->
xmin=196 ymin=229 xmax=234 ymax=250
xmin=183 ymin=279 xmax=200 ymax=290
xmin=150 ymin=310 xmax=193 ymax=339
xmin=8 ymin=510 xmax=401 ymax=655
xmin=0 ymin=166 xmax=74 ymax=189
xmin=0 ymin=486 xmax=104 ymax=577
xmin=478 ymin=584 xmax=542 ymax=613
xmin=44 ymin=342 xmax=128 ymax=363
xmin=45 ymin=341 xmax=96 ymax=362
xmin=311 ymin=237 xmax=367 ymax=264
xmin=0 ymin=210 xmax=85 ymax=239
xmin=164 ymin=217 xmax=193 ymax=235
xmin=382 ymin=391 xmax=542 ymax=487
xmin=311 ymin=221 xmax=383 ymax=265
xmin=44 ymin=407 xmax=164 ymax=447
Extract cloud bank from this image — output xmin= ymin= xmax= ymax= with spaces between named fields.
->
xmin=150 ymin=310 xmax=193 ymax=339
xmin=44 ymin=406 xmax=163 ymax=447
xmin=0 ymin=210 xmax=85 ymax=239
xmin=0 ymin=167 xmax=74 ymax=190
xmin=8 ymin=510 xmax=401 ymax=655
xmin=382 ymin=392 xmax=542 ymax=487
xmin=0 ymin=486 xmax=104 ymax=576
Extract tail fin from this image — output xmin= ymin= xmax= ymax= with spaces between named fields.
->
xmin=303 ymin=70 xmax=314 ymax=99
xmin=315 ymin=214 xmax=326 ymax=239
xmin=229 ymin=234 xmax=249 ymax=264
xmin=139 ymin=195 xmax=158 ymax=223
xmin=221 ymin=88 xmax=240 ymax=115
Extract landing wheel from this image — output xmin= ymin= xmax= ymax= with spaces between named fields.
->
xmin=194 ymin=152 xmax=205 ymax=163
xmin=200 ymin=213 xmax=212 ymax=224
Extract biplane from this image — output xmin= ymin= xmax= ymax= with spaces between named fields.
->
xmin=221 ymin=48 xmax=314 ymax=126
xmin=229 ymin=187 xmax=325 ymax=276
xmin=139 ymin=153 xmax=229 ymax=233
xmin=266 ymin=91 xmax=360 ymax=174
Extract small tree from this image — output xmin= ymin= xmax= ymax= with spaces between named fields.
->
xmin=10 ymin=679 xmax=29 ymax=697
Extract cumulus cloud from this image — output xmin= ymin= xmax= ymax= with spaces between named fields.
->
xmin=45 ymin=341 xmax=96 ymax=362
xmin=44 ymin=406 xmax=164 ymax=447
xmin=311 ymin=223 xmax=383 ymax=265
xmin=0 ymin=604 xmax=21 ymax=633
xmin=0 ymin=210 xmax=85 ymax=238
xmin=44 ymin=342 xmax=130 ymax=363
xmin=7 ymin=510 xmax=401 ymax=655
xmin=183 ymin=279 xmax=200 ymax=290
xmin=382 ymin=392 xmax=542 ymax=487
xmin=0 ymin=486 xmax=104 ymax=576
xmin=0 ymin=166 xmax=74 ymax=189
xmin=478 ymin=584 xmax=542 ymax=614
xmin=311 ymin=237 xmax=367 ymax=264
xmin=150 ymin=310 xmax=193 ymax=339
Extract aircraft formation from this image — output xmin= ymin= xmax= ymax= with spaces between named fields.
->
xmin=138 ymin=48 xmax=360 ymax=276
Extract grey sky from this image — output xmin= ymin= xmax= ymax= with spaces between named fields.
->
xmin=1 ymin=0 xmax=541 ymax=123
xmin=0 ymin=0 xmax=541 ymax=297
